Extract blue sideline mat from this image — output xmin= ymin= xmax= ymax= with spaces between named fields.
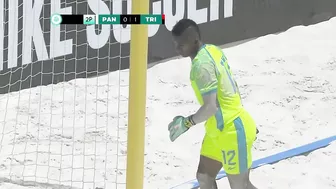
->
xmin=170 ymin=135 xmax=336 ymax=189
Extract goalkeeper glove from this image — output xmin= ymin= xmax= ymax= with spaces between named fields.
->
xmin=168 ymin=115 xmax=195 ymax=142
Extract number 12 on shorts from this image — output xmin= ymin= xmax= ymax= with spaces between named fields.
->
xmin=222 ymin=150 xmax=236 ymax=165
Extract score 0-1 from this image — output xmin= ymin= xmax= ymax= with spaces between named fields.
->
xmin=120 ymin=15 xmax=140 ymax=24
xmin=83 ymin=15 xmax=96 ymax=25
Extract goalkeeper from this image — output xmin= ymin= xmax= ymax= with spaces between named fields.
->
xmin=168 ymin=19 xmax=258 ymax=189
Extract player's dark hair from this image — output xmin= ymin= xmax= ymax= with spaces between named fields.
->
xmin=172 ymin=18 xmax=200 ymax=38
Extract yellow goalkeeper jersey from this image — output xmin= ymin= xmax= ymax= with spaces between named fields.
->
xmin=190 ymin=44 xmax=244 ymax=137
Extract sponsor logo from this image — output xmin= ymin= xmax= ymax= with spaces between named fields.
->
xmin=228 ymin=166 xmax=235 ymax=170
xmin=0 ymin=0 xmax=233 ymax=70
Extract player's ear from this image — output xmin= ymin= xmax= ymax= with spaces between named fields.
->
xmin=194 ymin=38 xmax=199 ymax=44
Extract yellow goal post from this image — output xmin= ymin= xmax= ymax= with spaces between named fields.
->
xmin=125 ymin=0 xmax=149 ymax=189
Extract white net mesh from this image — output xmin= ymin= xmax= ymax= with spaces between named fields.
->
xmin=0 ymin=0 xmax=132 ymax=188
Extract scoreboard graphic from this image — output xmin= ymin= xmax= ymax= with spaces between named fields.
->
xmin=51 ymin=14 xmax=165 ymax=25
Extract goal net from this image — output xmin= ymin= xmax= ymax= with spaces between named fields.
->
xmin=0 ymin=0 xmax=133 ymax=188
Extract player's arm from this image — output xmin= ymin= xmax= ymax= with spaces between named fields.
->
xmin=189 ymin=63 xmax=218 ymax=125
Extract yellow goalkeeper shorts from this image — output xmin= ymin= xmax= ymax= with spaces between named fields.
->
xmin=200 ymin=110 xmax=257 ymax=175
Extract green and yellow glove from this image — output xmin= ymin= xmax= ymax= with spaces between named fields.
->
xmin=168 ymin=115 xmax=195 ymax=142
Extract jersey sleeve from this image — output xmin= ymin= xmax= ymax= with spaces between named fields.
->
xmin=193 ymin=62 xmax=218 ymax=96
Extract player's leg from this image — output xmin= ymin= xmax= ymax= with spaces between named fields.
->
xmin=197 ymin=155 xmax=221 ymax=189
xmin=248 ymin=169 xmax=258 ymax=189
xmin=220 ymin=112 xmax=258 ymax=189
xmin=197 ymin=135 xmax=223 ymax=189
xmin=227 ymin=169 xmax=257 ymax=189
